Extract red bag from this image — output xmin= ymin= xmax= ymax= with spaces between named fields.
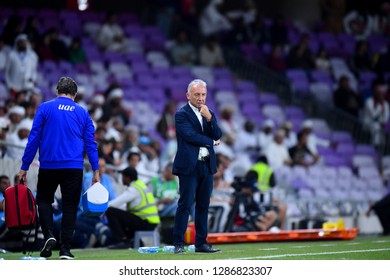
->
xmin=4 ymin=182 xmax=37 ymax=230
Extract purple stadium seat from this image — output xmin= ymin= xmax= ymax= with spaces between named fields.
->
xmin=235 ymin=80 xmax=257 ymax=92
xmin=331 ymin=131 xmax=353 ymax=143
xmin=284 ymin=106 xmax=305 ymax=119
xmin=336 ymin=143 xmax=355 ymax=156
xmin=259 ymin=93 xmax=280 ymax=105
xmin=355 ymin=144 xmax=377 ymax=158
xmin=358 ymin=166 xmax=381 ymax=181
xmin=309 ymin=82 xmax=332 ymax=103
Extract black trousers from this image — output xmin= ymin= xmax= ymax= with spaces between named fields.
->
xmin=105 ymin=207 xmax=156 ymax=243
xmin=372 ymin=193 xmax=390 ymax=235
xmin=36 ymin=168 xmax=83 ymax=247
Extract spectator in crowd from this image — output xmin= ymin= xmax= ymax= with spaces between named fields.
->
xmin=156 ymin=101 xmax=176 ymax=140
xmin=267 ymin=44 xmax=287 ymax=73
xmin=286 ymin=34 xmax=314 ymax=70
xmin=23 ymin=16 xmax=41 ymax=47
xmin=210 ymin=159 xmax=234 ymax=204
xmin=269 ymin=14 xmax=288 ymax=46
xmin=375 ymin=42 xmax=390 ymax=80
xmin=159 ymin=124 xmax=178 ymax=171
xmin=4 ymin=118 xmax=33 ymax=160
xmin=0 ymin=37 xmax=10 ymax=72
xmin=343 ymin=10 xmax=373 ymax=40
xmin=281 ymin=121 xmax=297 ymax=148
xmin=363 ymin=81 xmax=389 ymax=147
xmin=234 ymin=120 xmax=258 ymax=154
xmin=40 ymin=28 xmax=69 ymax=62
xmin=0 ymin=117 xmax=8 ymax=158
xmin=88 ymin=94 xmax=104 ymax=123
xmin=101 ymin=88 xmax=129 ymax=126
xmin=106 ymin=167 xmax=160 ymax=249
xmin=97 ymin=13 xmax=126 ymax=53
xmin=0 ymin=175 xmax=11 ymax=232
xmin=68 ymin=37 xmax=87 ymax=65
xmin=137 ymin=134 xmax=160 ymax=177
xmin=257 ymin=119 xmax=275 ymax=153
xmin=148 ymin=162 xmax=179 ymax=217
xmin=2 ymin=15 xmax=24 ymax=46
xmin=125 ymin=151 xmax=157 ymax=184
xmin=219 ymin=106 xmax=238 ymax=147
xmin=199 ymin=0 xmax=232 ymax=36
xmin=265 ymin=129 xmax=292 ymax=171
xmin=289 ymin=130 xmax=320 ymax=167
xmin=248 ymin=14 xmax=269 ymax=45
xmin=98 ymin=139 xmax=120 ymax=167
xmin=314 ymin=47 xmax=331 ymax=72
xmin=7 ymin=105 xmax=25 ymax=133
xmin=35 ymin=31 xmax=57 ymax=61
xmin=199 ymin=35 xmax=225 ymax=67
xmin=351 ymin=40 xmax=373 ymax=73
xmin=5 ymin=34 xmax=38 ymax=95
xmin=169 ymin=30 xmax=196 ymax=66
xmin=333 ymin=75 xmax=362 ymax=117
xmin=300 ymin=119 xmax=332 ymax=155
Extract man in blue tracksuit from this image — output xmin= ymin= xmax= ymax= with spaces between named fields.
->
xmin=18 ymin=77 xmax=100 ymax=259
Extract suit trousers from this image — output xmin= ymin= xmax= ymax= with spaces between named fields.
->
xmin=173 ymin=160 xmax=213 ymax=246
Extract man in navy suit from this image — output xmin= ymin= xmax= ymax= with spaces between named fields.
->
xmin=172 ymin=79 xmax=222 ymax=254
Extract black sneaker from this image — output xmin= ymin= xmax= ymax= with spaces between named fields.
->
xmin=40 ymin=237 xmax=57 ymax=258
xmin=59 ymin=248 xmax=74 ymax=260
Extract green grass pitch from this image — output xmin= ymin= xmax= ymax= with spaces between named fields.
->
xmin=1 ymin=236 xmax=390 ymax=260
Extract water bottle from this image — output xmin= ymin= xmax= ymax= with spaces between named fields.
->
xmin=20 ymin=256 xmax=46 ymax=260
xmin=162 ymin=246 xmax=175 ymax=252
xmin=138 ymin=246 xmax=160 ymax=253
xmin=187 ymin=245 xmax=195 ymax=251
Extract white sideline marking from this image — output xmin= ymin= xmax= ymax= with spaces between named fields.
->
xmin=372 ymin=240 xmax=390 ymax=243
xmin=228 ymin=248 xmax=390 ymax=260
xmin=345 ymin=242 xmax=361 ymax=245
xmin=319 ymin=243 xmax=336 ymax=247
xmin=291 ymin=245 xmax=309 ymax=248
xmin=257 ymin=248 xmax=278 ymax=251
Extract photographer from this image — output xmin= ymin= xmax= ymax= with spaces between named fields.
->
xmin=226 ymin=170 xmax=278 ymax=232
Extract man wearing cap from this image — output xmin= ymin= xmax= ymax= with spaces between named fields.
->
xmin=172 ymin=79 xmax=222 ymax=254
xmin=105 ymin=167 xmax=160 ymax=249
xmin=17 ymin=77 xmax=100 ymax=260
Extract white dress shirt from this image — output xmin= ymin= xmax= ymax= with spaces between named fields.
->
xmin=188 ymin=102 xmax=209 ymax=158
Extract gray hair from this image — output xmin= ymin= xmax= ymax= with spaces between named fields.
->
xmin=187 ymin=79 xmax=207 ymax=93
xmin=56 ymin=77 xmax=78 ymax=96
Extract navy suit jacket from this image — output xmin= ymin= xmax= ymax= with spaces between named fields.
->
xmin=172 ymin=104 xmax=222 ymax=176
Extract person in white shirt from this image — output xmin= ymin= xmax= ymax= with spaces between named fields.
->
xmin=363 ymin=83 xmax=389 ymax=147
xmin=5 ymin=34 xmax=38 ymax=93
xmin=265 ymin=129 xmax=292 ymax=171
xmin=97 ymin=14 xmax=126 ymax=53
xmin=301 ymin=120 xmax=331 ymax=155
xmin=234 ymin=120 xmax=258 ymax=153
xmin=281 ymin=121 xmax=297 ymax=148
xmin=257 ymin=119 xmax=275 ymax=153
xmin=4 ymin=118 xmax=32 ymax=159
